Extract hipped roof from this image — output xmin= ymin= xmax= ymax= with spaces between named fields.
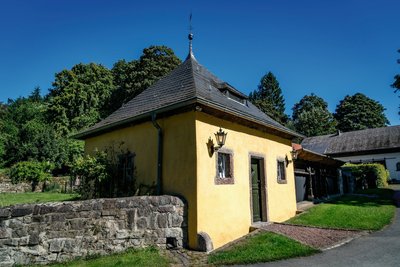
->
xmin=74 ymin=52 xmax=302 ymax=140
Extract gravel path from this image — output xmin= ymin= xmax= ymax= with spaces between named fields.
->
xmin=261 ymin=223 xmax=366 ymax=250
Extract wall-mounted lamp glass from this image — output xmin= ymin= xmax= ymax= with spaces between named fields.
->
xmin=214 ymin=127 xmax=227 ymax=151
xmin=286 ymin=149 xmax=298 ymax=166
xmin=290 ymin=149 xmax=298 ymax=161
xmin=208 ymin=128 xmax=228 ymax=156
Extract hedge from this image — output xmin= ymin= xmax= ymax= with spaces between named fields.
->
xmin=343 ymin=163 xmax=389 ymax=188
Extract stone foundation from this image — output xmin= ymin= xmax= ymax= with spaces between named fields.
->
xmin=0 ymin=195 xmax=186 ymax=266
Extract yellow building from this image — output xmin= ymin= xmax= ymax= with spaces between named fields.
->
xmin=75 ymin=38 xmax=302 ymax=250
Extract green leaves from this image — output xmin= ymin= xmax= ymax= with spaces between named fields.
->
xmin=9 ymin=161 xmax=54 ymax=191
xmin=47 ymin=63 xmax=115 ymax=135
xmin=334 ymin=93 xmax=389 ymax=132
xmin=292 ymin=94 xmax=337 ymax=137
xmin=391 ymin=49 xmax=400 ymax=115
xmin=249 ymin=72 xmax=289 ymax=125
xmin=107 ymin=45 xmax=181 ymax=115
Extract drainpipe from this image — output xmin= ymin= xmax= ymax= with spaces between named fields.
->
xmin=152 ymin=113 xmax=163 ymax=195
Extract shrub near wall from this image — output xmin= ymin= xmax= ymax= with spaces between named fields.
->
xmin=344 ymin=163 xmax=389 ymax=188
xmin=0 ymin=195 xmax=186 ymax=266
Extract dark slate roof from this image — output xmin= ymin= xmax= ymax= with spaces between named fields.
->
xmin=75 ymin=53 xmax=301 ymax=139
xmin=301 ymin=126 xmax=400 ymax=155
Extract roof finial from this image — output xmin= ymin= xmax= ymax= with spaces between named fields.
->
xmin=188 ymin=12 xmax=194 ymax=58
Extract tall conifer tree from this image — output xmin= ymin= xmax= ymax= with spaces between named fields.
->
xmin=249 ymin=72 xmax=288 ymax=125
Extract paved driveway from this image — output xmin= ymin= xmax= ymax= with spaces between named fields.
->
xmin=241 ymin=207 xmax=400 ymax=267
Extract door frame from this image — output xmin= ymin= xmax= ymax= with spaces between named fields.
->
xmin=249 ymin=153 xmax=268 ymax=223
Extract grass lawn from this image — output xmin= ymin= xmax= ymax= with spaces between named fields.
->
xmin=208 ymin=232 xmax=318 ymax=266
xmin=287 ymin=188 xmax=396 ymax=231
xmin=37 ymin=247 xmax=169 ymax=267
xmin=0 ymin=192 xmax=79 ymax=207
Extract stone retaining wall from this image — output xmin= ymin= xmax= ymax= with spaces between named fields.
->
xmin=0 ymin=195 xmax=186 ymax=266
xmin=0 ymin=176 xmax=70 ymax=193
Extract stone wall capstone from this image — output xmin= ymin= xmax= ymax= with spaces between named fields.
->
xmin=0 ymin=195 xmax=186 ymax=266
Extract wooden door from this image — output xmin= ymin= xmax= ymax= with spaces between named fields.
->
xmin=251 ymin=158 xmax=263 ymax=222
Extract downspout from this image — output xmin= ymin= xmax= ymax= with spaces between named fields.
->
xmin=152 ymin=113 xmax=163 ymax=195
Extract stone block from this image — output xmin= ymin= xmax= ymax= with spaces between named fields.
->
xmin=23 ymin=216 xmax=32 ymax=224
xmin=102 ymin=199 xmax=116 ymax=210
xmin=92 ymin=201 xmax=103 ymax=210
xmin=126 ymin=209 xmax=136 ymax=229
xmin=0 ymin=208 xmax=11 ymax=218
xmin=56 ymin=204 xmax=74 ymax=213
xmin=157 ymin=205 xmax=175 ymax=213
xmin=130 ymin=238 xmax=142 ymax=247
xmin=157 ymin=214 xmax=168 ymax=228
xmin=159 ymin=196 xmax=171 ymax=205
xmin=51 ymin=213 xmax=66 ymax=222
xmin=116 ymin=230 xmax=129 ymax=239
xmin=116 ymin=200 xmax=128 ymax=209
xmin=32 ymin=215 xmax=44 ymax=223
xmin=165 ymin=228 xmax=182 ymax=238
xmin=47 ymin=253 xmax=58 ymax=262
xmin=63 ymin=238 xmax=79 ymax=253
xmin=18 ymin=236 xmax=29 ymax=246
xmin=68 ymin=218 xmax=85 ymax=230
xmin=197 ymin=232 xmax=213 ymax=252
xmin=11 ymin=206 xmax=33 ymax=217
xmin=48 ymin=221 xmax=66 ymax=231
xmin=28 ymin=232 xmax=40 ymax=245
xmin=13 ymin=227 xmax=28 ymax=238
xmin=0 ymin=228 xmax=11 ymax=239
xmin=136 ymin=218 xmax=148 ymax=230
xmin=4 ymin=238 xmax=18 ymax=246
xmin=39 ymin=205 xmax=56 ymax=215
xmin=80 ymin=203 xmax=92 ymax=211
xmin=49 ymin=238 xmax=65 ymax=252
xmin=101 ymin=210 xmax=117 ymax=216
xmin=136 ymin=206 xmax=151 ymax=217
xmin=169 ymin=214 xmax=182 ymax=227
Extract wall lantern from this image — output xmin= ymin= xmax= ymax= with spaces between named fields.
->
xmin=290 ymin=149 xmax=298 ymax=161
xmin=286 ymin=149 xmax=298 ymax=166
xmin=214 ymin=127 xmax=227 ymax=150
xmin=207 ymin=127 xmax=228 ymax=156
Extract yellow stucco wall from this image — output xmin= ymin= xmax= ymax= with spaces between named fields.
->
xmin=84 ymin=112 xmax=198 ymax=248
xmin=195 ymin=112 xmax=297 ymax=249
xmin=83 ymin=110 xmax=297 ymax=250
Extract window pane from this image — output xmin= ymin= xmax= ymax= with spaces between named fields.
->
xmin=277 ymin=161 xmax=286 ymax=181
xmin=218 ymin=153 xmax=231 ymax=178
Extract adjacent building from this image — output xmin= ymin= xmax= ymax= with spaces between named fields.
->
xmin=301 ymin=125 xmax=400 ymax=180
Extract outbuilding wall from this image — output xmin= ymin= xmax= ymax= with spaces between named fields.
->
xmin=195 ymin=112 xmax=297 ymax=249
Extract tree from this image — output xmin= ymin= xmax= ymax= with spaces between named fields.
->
xmin=0 ymin=89 xmax=68 ymax=168
xmin=249 ymin=72 xmax=289 ymax=125
xmin=292 ymin=93 xmax=337 ymax=136
xmin=46 ymin=63 xmax=115 ymax=135
xmin=391 ymin=49 xmax=400 ymax=115
xmin=334 ymin=93 xmax=389 ymax=132
xmin=107 ymin=45 xmax=181 ymax=115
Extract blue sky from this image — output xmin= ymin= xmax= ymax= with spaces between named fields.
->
xmin=1 ymin=0 xmax=399 ymax=125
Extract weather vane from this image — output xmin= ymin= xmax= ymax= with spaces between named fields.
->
xmin=188 ymin=12 xmax=193 ymax=55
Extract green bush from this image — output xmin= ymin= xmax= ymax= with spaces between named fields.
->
xmin=9 ymin=161 xmax=54 ymax=191
xmin=71 ymin=146 xmax=140 ymax=200
xmin=71 ymin=152 xmax=111 ymax=200
xmin=344 ymin=163 xmax=389 ymax=188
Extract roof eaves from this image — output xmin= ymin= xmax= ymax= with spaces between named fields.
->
xmin=196 ymin=97 xmax=304 ymax=139
xmin=73 ymin=97 xmax=198 ymax=139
